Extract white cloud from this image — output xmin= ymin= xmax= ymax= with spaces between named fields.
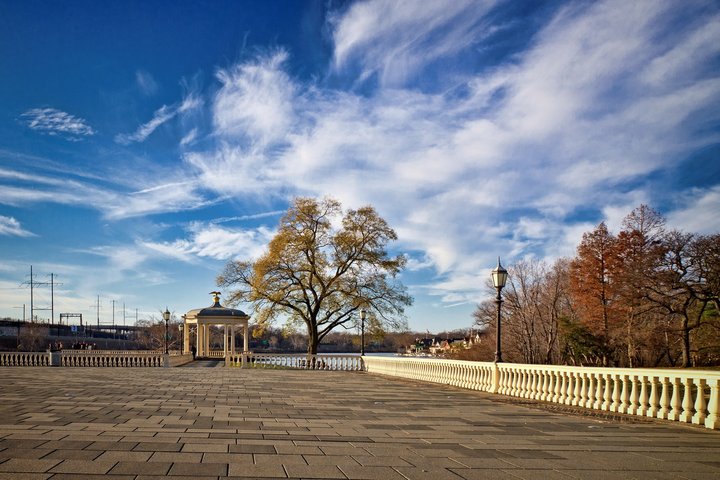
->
xmin=331 ymin=0 xmax=496 ymax=87
xmin=143 ymin=223 xmax=275 ymax=262
xmin=213 ymin=50 xmax=294 ymax=145
xmin=0 ymin=215 xmax=36 ymax=237
xmin=666 ymin=186 xmax=720 ymax=235
xmin=115 ymin=94 xmax=202 ymax=144
xmin=20 ymin=108 xmax=95 ymax=139
xmin=136 ymin=70 xmax=159 ymax=95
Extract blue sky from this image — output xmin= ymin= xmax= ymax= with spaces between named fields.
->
xmin=1 ymin=0 xmax=719 ymax=333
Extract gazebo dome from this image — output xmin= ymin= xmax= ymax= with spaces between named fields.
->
xmin=193 ymin=292 xmax=248 ymax=318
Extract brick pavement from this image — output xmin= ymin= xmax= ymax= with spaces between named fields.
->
xmin=0 ymin=367 xmax=718 ymax=479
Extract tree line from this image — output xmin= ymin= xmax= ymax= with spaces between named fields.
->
xmin=473 ymin=205 xmax=719 ymax=368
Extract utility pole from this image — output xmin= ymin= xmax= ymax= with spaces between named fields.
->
xmin=96 ymin=295 xmax=100 ymax=326
xmin=50 ymin=273 xmax=54 ymax=325
xmin=21 ymin=266 xmax=61 ymax=323
xmin=30 ymin=265 xmax=33 ymax=322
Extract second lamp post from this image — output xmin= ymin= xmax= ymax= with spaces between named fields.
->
xmin=491 ymin=258 xmax=508 ymax=363
xmin=163 ymin=307 xmax=171 ymax=355
xmin=360 ymin=308 xmax=367 ymax=356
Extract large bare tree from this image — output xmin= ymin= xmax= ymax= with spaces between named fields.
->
xmin=218 ymin=197 xmax=412 ymax=356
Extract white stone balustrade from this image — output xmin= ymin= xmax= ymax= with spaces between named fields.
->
xmin=61 ymin=352 xmax=166 ymax=367
xmin=361 ymin=357 xmax=720 ymax=430
xmin=225 ymin=353 xmax=364 ymax=371
xmin=0 ymin=351 xmax=51 ymax=366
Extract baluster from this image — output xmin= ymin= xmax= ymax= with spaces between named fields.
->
xmin=669 ymin=377 xmax=682 ymax=421
xmin=617 ymin=375 xmax=630 ymax=413
xmin=564 ymin=372 xmax=575 ymax=406
xmin=691 ymin=378 xmax=707 ymax=425
xmin=579 ymin=372 xmax=589 ymax=407
xmin=602 ymin=374 xmax=613 ymax=411
xmin=586 ymin=373 xmax=596 ymax=409
xmin=681 ymin=377 xmax=694 ymax=423
xmin=610 ymin=374 xmax=622 ymax=412
xmin=637 ymin=376 xmax=648 ymax=416
xmin=657 ymin=377 xmax=670 ymax=419
xmin=571 ymin=371 xmax=582 ymax=406
xmin=543 ymin=370 xmax=552 ymax=400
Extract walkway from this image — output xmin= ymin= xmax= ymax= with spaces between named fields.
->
xmin=0 ymin=368 xmax=718 ymax=479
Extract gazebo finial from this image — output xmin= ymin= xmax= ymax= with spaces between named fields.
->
xmin=210 ymin=291 xmax=221 ymax=307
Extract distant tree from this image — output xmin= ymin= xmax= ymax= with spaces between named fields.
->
xmin=218 ymin=197 xmax=412 ymax=357
xmin=568 ymin=222 xmax=618 ymax=365
xmin=613 ymin=205 xmax=667 ymax=367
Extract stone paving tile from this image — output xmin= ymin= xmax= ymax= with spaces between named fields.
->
xmin=148 ymin=451 xmax=204 ymax=463
xmin=133 ymin=441 xmax=184 ymax=452
xmin=168 ymin=461 xmax=228 ymax=476
xmin=284 ymin=464 xmax=346 ymax=478
xmin=201 ymin=452 xmax=254 ymax=464
xmin=0 ymin=474 xmax=50 ymax=480
xmin=50 ymin=475 xmax=135 ymax=480
xmin=339 ymin=465 xmax=407 ymax=479
xmin=303 ymin=454 xmax=360 ymax=466
xmin=47 ymin=459 xmax=116 ymax=474
xmin=450 ymin=469 xmax=521 ymax=480
xmin=395 ymin=466 xmax=474 ymax=480
xmin=108 ymin=460 xmax=173 ymax=475
xmin=42 ymin=449 xmax=102 ymax=461
xmin=0 ymin=448 xmax=54 ymax=460
xmin=253 ymin=453 xmax=308 ymax=465
xmin=0 ymin=458 xmax=61 ymax=473
xmin=229 ymin=443 xmax=276 ymax=454
xmin=227 ymin=463 xmax=287 ymax=477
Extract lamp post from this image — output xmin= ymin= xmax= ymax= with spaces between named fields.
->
xmin=491 ymin=258 xmax=508 ymax=363
xmin=163 ymin=308 xmax=171 ymax=355
xmin=360 ymin=308 xmax=367 ymax=356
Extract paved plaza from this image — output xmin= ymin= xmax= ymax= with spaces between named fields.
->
xmin=0 ymin=367 xmax=719 ymax=480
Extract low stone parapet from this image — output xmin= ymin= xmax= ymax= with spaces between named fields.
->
xmin=225 ymin=352 xmax=364 ymax=371
xmin=361 ymin=356 xmax=720 ymax=430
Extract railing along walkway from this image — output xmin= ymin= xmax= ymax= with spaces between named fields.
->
xmin=226 ymin=352 xmax=363 ymax=371
xmin=361 ymin=356 xmax=720 ymax=430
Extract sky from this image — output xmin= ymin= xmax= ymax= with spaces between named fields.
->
xmin=1 ymin=0 xmax=719 ymax=333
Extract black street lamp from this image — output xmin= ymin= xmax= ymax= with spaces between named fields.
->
xmin=360 ymin=308 xmax=367 ymax=356
xmin=491 ymin=258 xmax=508 ymax=363
xmin=163 ymin=307 xmax=171 ymax=354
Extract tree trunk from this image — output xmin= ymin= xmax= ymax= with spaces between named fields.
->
xmin=680 ymin=315 xmax=690 ymax=368
xmin=307 ymin=324 xmax=319 ymax=368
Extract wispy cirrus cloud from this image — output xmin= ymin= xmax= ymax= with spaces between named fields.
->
xmin=20 ymin=108 xmax=95 ymax=140
xmin=136 ymin=69 xmax=159 ymax=96
xmin=0 ymin=215 xmax=36 ymax=237
xmin=331 ymin=0 xmax=496 ymax=87
xmin=115 ymin=94 xmax=202 ymax=145
xmin=143 ymin=222 xmax=275 ymax=262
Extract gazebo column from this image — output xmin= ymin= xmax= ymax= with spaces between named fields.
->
xmin=196 ymin=323 xmax=202 ymax=357
xmin=204 ymin=324 xmax=210 ymax=356
xmin=243 ymin=323 xmax=249 ymax=352
xmin=183 ymin=322 xmax=190 ymax=354
xmin=223 ymin=325 xmax=228 ymax=355
xmin=231 ymin=326 xmax=236 ymax=355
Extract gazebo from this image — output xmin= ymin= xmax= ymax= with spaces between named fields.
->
xmin=182 ymin=292 xmax=249 ymax=357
